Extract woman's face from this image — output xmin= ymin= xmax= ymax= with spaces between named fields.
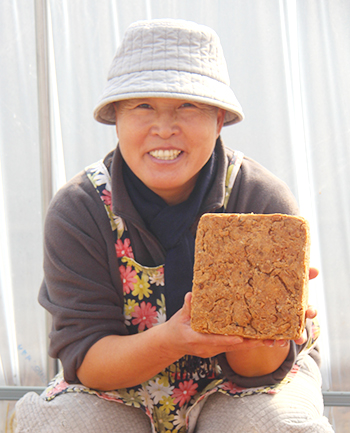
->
xmin=115 ymin=98 xmax=225 ymax=205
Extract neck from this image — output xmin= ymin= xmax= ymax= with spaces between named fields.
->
xmin=150 ymin=174 xmax=200 ymax=206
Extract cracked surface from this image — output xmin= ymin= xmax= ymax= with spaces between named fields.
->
xmin=191 ymin=213 xmax=310 ymax=340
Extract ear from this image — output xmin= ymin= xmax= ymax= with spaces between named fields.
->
xmin=216 ymin=109 xmax=226 ymax=137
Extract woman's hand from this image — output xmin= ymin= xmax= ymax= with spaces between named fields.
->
xmin=77 ymin=291 xmax=246 ymax=390
xmin=166 ymin=292 xmax=250 ymax=359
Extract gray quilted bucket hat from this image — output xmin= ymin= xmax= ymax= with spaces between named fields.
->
xmin=94 ymin=19 xmax=244 ymax=126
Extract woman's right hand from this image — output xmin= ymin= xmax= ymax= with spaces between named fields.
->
xmin=77 ymin=292 xmax=247 ymax=391
xmin=165 ymin=292 xmax=264 ymax=360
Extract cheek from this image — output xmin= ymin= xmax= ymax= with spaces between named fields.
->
xmin=117 ymin=116 xmax=149 ymax=145
xmin=115 ymin=128 xmax=133 ymax=162
xmin=194 ymin=121 xmax=220 ymax=148
xmin=116 ymin=124 xmax=138 ymax=156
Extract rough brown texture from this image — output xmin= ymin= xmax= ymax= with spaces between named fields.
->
xmin=191 ymin=213 xmax=310 ymax=340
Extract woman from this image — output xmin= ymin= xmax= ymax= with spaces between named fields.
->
xmin=15 ymin=19 xmax=334 ymax=433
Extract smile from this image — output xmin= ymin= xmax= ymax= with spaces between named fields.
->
xmin=149 ymin=149 xmax=182 ymax=160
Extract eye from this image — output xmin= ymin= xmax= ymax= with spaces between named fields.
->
xmin=181 ymin=102 xmax=195 ymax=108
xmin=136 ymin=103 xmax=152 ymax=109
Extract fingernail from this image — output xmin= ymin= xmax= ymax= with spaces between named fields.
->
xmin=278 ymin=340 xmax=288 ymax=347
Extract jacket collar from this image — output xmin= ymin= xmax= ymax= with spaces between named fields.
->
xmin=110 ymin=136 xmax=229 ymax=227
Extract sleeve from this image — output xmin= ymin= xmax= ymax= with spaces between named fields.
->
xmin=226 ymin=156 xmax=300 ymax=216
xmin=216 ymin=320 xmax=318 ymax=387
xmin=217 ymin=155 xmax=319 ymax=387
xmin=38 ymin=172 xmax=127 ymax=384
xmin=217 ymin=342 xmax=299 ymax=387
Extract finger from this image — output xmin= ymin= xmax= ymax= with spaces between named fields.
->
xmin=184 ymin=291 xmax=192 ymax=309
xmin=218 ymin=335 xmax=245 ymax=348
xmin=181 ymin=292 xmax=192 ymax=318
xmin=171 ymin=292 xmax=192 ymax=324
xmin=223 ymin=337 xmax=258 ymax=353
xmin=263 ymin=339 xmax=289 ymax=348
xmin=276 ymin=339 xmax=289 ymax=347
xmin=294 ymin=330 xmax=307 ymax=345
xmin=231 ymin=338 xmax=263 ymax=349
xmin=309 ymin=267 xmax=319 ymax=280
xmin=306 ymin=305 xmax=317 ymax=319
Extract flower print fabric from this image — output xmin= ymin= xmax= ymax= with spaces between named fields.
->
xmin=119 ymin=265 xmax=137 ymax=294
xmin=132 ymin=301 xmax=158 ymax=331
xmin=172 ymin=380 xmax=199 ymax=407
xmin=42 ymin=156 xmax=320 ymax=433
xmin=116 ymin=238 xmax=134 ymax=259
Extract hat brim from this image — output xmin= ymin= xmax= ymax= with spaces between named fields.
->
xmin=93 ymin=70 xmax=244 ymax=126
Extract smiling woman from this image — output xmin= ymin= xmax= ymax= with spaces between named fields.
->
xmin=114 ymin=98 xmax=225 ymax=205
xmin=14 ymin=18 xmax=334 ymax=433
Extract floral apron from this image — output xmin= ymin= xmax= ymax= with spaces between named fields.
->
xmin=43 ymin=151 xmax=319 ymax=433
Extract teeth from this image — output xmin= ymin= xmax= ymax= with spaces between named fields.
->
xmin=149 ymin=149 xmax=181 ymax=160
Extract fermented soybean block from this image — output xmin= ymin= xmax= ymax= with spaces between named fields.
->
xmin=191 ymin=213 xmax=310 ymax=340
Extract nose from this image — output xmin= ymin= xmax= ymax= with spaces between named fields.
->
xmin=152 ymin=110 xmax=179 ymax=139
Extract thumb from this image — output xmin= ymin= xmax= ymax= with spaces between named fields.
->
xmin=309 ymin=267 xmax=319 ymax=280
xmin=182 ymin=292 xmax=192 ymax=318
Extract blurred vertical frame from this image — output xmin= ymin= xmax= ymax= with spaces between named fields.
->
xmin=34 ymin=0 xmax=59 ymax=382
